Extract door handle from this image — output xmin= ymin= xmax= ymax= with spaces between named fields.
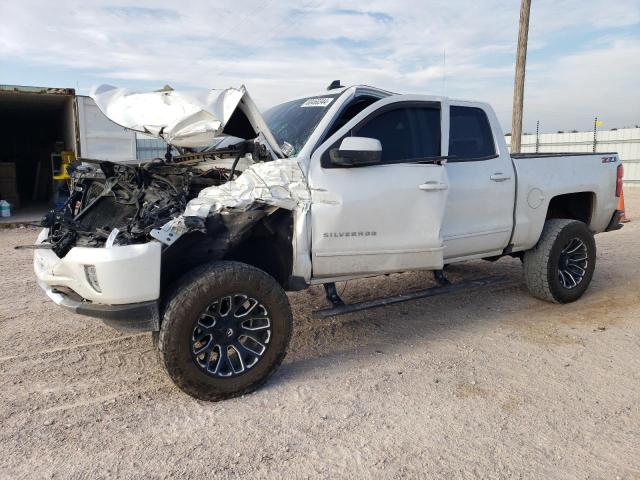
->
xmin=418 ymin=181 xmax=448 ymax=191
xmin=490 ymin=173 xmax=511 ymax=182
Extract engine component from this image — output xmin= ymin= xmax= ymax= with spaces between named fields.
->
xmin=40 ymin=140 xmax=267 ymax=258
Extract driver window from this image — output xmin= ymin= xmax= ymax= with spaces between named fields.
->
xmin=321 ymin=103 xmax=441 ymax=168
xmin=354 ymin=106 xmax=441 ymax=164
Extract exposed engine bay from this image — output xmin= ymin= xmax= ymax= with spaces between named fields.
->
xmin=33 ymin=84 xmax=312 ymax=291
xmin=41 ymin=140 xmax=271 ymax=258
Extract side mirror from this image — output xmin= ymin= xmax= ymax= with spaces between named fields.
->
xmin=329 ymin=137 xmax=382 ymax=167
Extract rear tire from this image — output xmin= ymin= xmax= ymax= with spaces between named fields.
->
xmin=158 ymin=261 xmax=293 ymax=401
xmin=523 ymin=219 xmax=596 ymax=304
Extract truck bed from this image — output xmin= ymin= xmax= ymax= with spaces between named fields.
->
xmin=509 ymin=152 xmax=620 ymax=253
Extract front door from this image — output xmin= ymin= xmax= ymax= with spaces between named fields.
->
xmin=307 ymin=97 xmax=450 ymax=279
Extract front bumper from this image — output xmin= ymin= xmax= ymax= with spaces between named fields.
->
xmin=39 ymin=285 xmax=160 ymax=331
xmin=34 ymin=228 xmax=162 ymax=331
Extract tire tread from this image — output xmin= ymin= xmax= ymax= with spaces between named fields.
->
xmin=523 ymin=219 xmax=594 ymax=304
xmin=158 ymin=261 xmax=292 ymax=401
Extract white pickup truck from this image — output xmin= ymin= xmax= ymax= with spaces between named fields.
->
xmin=32 ymin=83 xmax=624 ymax=400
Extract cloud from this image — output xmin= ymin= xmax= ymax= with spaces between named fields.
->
xmin=0 ymin=0 xmax=638 ymax=132
xmin=523 ymin=37 xmax=640 ymax=131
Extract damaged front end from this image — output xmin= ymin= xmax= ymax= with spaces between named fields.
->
xmin=42 ymin=160 xmax=190 ymax=256
xmin=40 ymin=141 xmax=273 ymax=258
xmin=38 ymin=83 xmax=294 ymax=259
xmin=32 ymin=84 xmax=310 ymax=331
xmin=33 ymin=148 xmax=304 ymax=328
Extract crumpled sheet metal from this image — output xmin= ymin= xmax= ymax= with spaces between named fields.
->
xmin=184 ymin=158 xmax=310 ymax=218
xmin=91 ymin=85 xmax=246 ymax=148
xmin=150 ymin=158 xmax=310 ymax=245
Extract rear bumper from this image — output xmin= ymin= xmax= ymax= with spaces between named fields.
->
xmin=39 ymin=283 xmax=160 ymax=331
xmin=605 ymin=210 xmax=624 ymax=232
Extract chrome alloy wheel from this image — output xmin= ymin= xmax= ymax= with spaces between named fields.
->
xmin=190 ymin=294 xmax=272 ymax=378
xmin=557 ymin=238 xmax=588 ymax=289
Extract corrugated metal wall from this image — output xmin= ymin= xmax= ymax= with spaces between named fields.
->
xmin=77 ymin=96 xmax=137 ymax=160
xmin=506 ymin=127 xmax=640 ymax=184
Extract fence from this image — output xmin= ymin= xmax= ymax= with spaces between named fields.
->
xmin=135 ymin=128 xmax=640 ymax=184
xmin=506 ymin=127 xmax=640 ymax=184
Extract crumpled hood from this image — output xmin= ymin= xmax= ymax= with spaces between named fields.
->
xmin=90 ymin=84 xmax=283 ymax=156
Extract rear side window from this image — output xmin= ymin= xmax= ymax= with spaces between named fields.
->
xmin=449 ymin=106 xmax=496 ymax=159
xmin=353 ymin=106 xmax=441 ymax=163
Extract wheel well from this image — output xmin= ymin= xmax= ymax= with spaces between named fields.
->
xmin=546 ymin=192 xmax=594 ymax=225
xmin=224 ymin=209 xmax=294 ymax=287
xmin=160 ymin=209 xmax=294 ymax=297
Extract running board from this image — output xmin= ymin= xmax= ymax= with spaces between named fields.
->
xmin=312 ymin=276 xmax=514 ymax=319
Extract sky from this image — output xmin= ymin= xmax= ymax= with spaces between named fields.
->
xmin=0 ymin=0 xmax=639 ymax=133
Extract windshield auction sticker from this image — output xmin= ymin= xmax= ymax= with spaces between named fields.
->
xmin=301 ymin=98 xmax=333 ymax=107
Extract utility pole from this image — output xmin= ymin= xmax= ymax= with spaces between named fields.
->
xmin=510 ymin=0 xmax=532 ymax=153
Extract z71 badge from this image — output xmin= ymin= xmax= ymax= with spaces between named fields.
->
xmin=601 ymin=156 xmax=617 ymax=163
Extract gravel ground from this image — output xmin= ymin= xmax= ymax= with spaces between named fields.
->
xmin=1 ymin=190 xmax=639 ymax=479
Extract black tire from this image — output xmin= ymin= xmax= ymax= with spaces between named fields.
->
xmin=158 ymin=261 xmax=293 ymax=401
xmin=523 ymin=219 xmax=596 ymax=304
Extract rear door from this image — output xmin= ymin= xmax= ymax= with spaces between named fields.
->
xmin=308 ymin=96 xmax=449 ymax=279
xmin=441 ymin=102 xmax=515 ymax=259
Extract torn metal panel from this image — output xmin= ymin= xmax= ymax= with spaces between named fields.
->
xmin=149 ymin=159 xmax=310 ymax=247
xmin=90 ymin=84 xmax=283 ymax=157
xmin=160 ymin=208 xmax=269 ymax=281
xmin=184 ymin=158 xmax=310 ymax=217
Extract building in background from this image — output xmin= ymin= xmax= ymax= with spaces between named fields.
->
xmin=506 ymin=128 xmax=640 ymax=185
xmin=0 ymin=85 xmax=136 ymax=216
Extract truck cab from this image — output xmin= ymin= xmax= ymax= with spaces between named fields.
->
xmin=299 ymin=88 xmax=516 ymax=280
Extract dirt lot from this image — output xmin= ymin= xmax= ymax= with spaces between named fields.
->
xmin=1 ymin=190 xmax=639 ymax=479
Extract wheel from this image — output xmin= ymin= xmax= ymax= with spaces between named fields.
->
xmin=523 ymin=219 xmax=596 ymax=303
xmin=158 ymin=261 xmax=293 ymax=401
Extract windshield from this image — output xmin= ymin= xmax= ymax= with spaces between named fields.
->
xmin=263 ymin=94 xmax=339 ymax=156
